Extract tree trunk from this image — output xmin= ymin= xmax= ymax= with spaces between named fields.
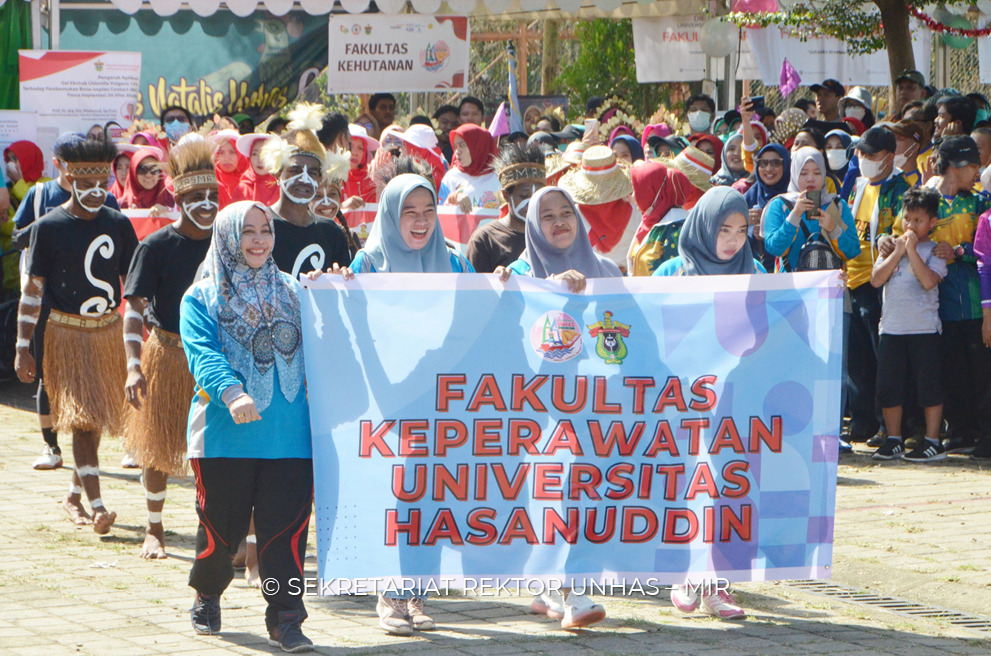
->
xmin=541 ymin=20 xmax=559 ymax=94
xmin=874 ymin=0 xmax=915 ymax=84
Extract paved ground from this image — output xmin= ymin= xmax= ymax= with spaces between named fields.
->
xmin=1 ymin=378 xmax=990 ymax=656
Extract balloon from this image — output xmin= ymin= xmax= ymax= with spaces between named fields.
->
xmin=934 ymin=7 xmax=974 ymax=49
xmin=699 ymin=18 xmax=739 ymax=59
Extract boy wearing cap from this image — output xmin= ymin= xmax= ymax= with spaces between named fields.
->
xmin=811 ymin=79 xmax=845 ymax=122
xmin=870 ymin=186 xmax=948 ymax=462
xmin=844 ymin=127 xmax=911 ymax=444
xmin=883 ymin=136 xmax=991 ymax=454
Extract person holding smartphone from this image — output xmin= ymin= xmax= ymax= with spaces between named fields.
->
xmin=761 ymin=147 xmax=860 ymax=273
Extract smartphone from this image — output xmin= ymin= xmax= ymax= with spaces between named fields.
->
xmin=584 ymin=118 xmax=599 ymax=136
xmin=750 ymin=95 xmax=765 ymax=112
xmin=807 ymin=189 xmax=821 ymax=217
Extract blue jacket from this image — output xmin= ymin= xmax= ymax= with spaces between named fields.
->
xmin=762 ymin=196 xmax=860 ymax=272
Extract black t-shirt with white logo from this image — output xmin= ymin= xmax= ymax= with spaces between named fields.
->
xmin=27 ymin=206 xmax=138 ymax=316
xmin=124 ymin=224 xmax=211 ymax=334
xmin=271 ymin=215 xmax=352 ymax=278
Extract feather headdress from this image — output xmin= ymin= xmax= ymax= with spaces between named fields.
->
xmin=167 ymin=135 xmax=218 ymax=195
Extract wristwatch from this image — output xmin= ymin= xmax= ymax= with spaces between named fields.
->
xmin=954 ymin=245 xmax=966 ymax=258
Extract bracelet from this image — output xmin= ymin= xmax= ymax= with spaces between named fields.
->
xmin=127 ymin=357 xmax=142 ymax=370
xmin=16 ymin=338 xmax=30 ymax=349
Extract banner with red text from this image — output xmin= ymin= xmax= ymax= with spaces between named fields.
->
xmin=300 ymin=272 xmax=842 ymax=594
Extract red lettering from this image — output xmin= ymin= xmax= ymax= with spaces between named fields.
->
xmin=655 ymin=464 xmax=685 ymax=500
xmin=750 ymin=416 xmax=782 ymax=452
xmin=685 ymin=463 xmax=719 ymax=500
xmin=653 ymin=376 xmax=687 ymax=412
xmin=492 ymin=463 xmax=531 ymax=500
xmin=391 ymin=464 xmax=426 ymax=502
xmin=721 ymin=504 xmax=753 ymax=541
xmin=533 ymin=463 xmax=564 ymax=499
xmin=473 ymin=419 xmax=503 ymax=456
xmin=584 ymin=507 xmax=616 ymax=543
xmin=398 ymin=419 xmax=429 ymax=457
xmin=703 ymin=506 xmax=715 ymax=543
xmin=508 ymin=418 xmax=541 ymax=455
xmin=623 ymin=376 xmax=655 ymax=414
xmin=710 ymin=417 xmax=745 ymax=454
xmin=432 ymin=464 xmax=469 ymax=501
xmin=551 ymin=375 xmax=587 ymax=413
xmin=621 ymin=506 xmax=658 ymax=543
xmin=592 ymin=376 xmax=621 ymax=414
xmin=499 ymin=507 xmax=538 ymax=544
xmin=359 ymin=420 xmax=395 ymax=457
xmin=568 ymin=464 xmax=602 ymax=500
xmin=436 ymin=374 xmax=466 ymax=412
xmin=689 ymin=375 xmax=718 ymax=411
xmin=604 ymin=462 xmax=635 ymax=500
xmin=434 ymin=420 xmax=468 ymax=457
xmin=589 ymin=420 xmax=644 ymax=457
xmin=511 ymin=374 xmax=548 ymax=412
xmin=465 ymin=507 xmax=498 ymax=545
xmin=543 ymin=420 xmax=584 ymax=456
xmin=423 ymin=508 xmax=464 ymax=545
xmin=466 ymin=374 xmax=508 ymax=412
xmin=543 ymin=507 xmax=579 ymax=543
xmin=384 ymin=508 xmax=420 ymax=546
xmin=638 ymin=463 xmax=653 ymax=499
xmin=681 ymin=418 xmax=709 ymax=455
xmin=721 ymin=461 xmax=751 ymax=498
xmin=642 ymin=421 xmax=679 ymax=457
xmin=663 ymin=508 xmax=698 ymax=543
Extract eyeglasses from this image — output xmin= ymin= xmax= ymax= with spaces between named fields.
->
xmin=756 ymin=159 xmax=784 ymax=169
xmin=137 ymin=165 xmax=162 ymax=176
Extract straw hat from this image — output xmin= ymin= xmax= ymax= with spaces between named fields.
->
xmin=559 ymin=144 xmax=634 ymax=205
xmin=665 ymin=145 xmax=714 ymax=193
xmin=545 ymin=152 xmax=571 ymax=184
xmin=562 ymin=141 xmax=587 ymax=166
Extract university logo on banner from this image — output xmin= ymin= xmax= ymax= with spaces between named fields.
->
xmin=328 ymin=16 xmax=470 ymax=94
xmin=300 ymin=273 xmax=843 ymax=595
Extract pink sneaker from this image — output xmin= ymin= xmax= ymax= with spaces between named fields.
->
xmin=670 ymin=584 xmax=699 ymax=613
xmin=700 ymin=590 xmax=746 ymax=620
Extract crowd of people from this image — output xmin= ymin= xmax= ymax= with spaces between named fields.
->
xmin=4 ymin=67 xmax=991 ymax=651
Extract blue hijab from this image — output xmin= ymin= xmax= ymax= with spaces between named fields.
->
xmin=610 ymin=135 xmax=645 ymax=162
xmin=744 ymin=143 xmax=791 ymax=210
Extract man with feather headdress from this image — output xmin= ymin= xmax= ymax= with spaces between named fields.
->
xmin=261 ymin=103 xmax=352 ymax=278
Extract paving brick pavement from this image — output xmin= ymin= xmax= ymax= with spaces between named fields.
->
xmin=1 ymin=379 xmax=990 ymax=655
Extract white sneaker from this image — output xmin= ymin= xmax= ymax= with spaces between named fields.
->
xmin=121 ymin=452 xmax=140 ymax=469
xmin=700 ymin=590 xmax=746 ymax=620
xmin=561 ymin=591 xmax=606 ymax=629
xmin=670 ymin=584 xmax=700 ymax=613
xmin=530 ymin=589 xmax=565 ymax=619
xmin=33 ymin=445 xmax=63 ymax=470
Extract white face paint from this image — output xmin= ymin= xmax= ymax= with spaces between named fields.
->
xmin=280 ymin=164 xmax=318 ymax=204
xmin=72 ymin=181 xmax=108 ymax=213
xmin=311 ymin=194 xmax=340 ymax=218
xmin=182 ymin=196 xmax=219 ymax=230
xmin=509 ymin=184 xmax=536 ymax=221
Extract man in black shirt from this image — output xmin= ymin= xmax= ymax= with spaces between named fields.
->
xmin=15 ymin=135 xmax=137 ymax=535
xmin=122 ymin=136 xmax=218 ymax=559
xmin=261 ymin=104 xmax=351 ymax=278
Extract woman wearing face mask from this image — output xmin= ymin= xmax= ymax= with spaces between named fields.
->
xmin=824 ymin=129 xmax=853 ymax=181
xmin=839 ymin=87 xmax=876 ymax=129
xmin=439 ymin=124 xmax=501 ymax=215
xmin=762 ymin=147 xmax=860 ymax=273
xmin=212 ymin=130 xmax=247 ymax=209
xmin=234 ymin=134 xmax=279 ymax=206
xmin=712 ymin=131 xmax=748 ymax=187
xmin=890 ymin=120 xmax=925 ymax=187
xmin=119 ymin=149 xmax=174 ymax=213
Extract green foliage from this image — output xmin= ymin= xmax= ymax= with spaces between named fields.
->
xmin=555 ymin=19 xmax=670 ymax=120
xmin=726 ymin=1 xmax=884 ymax=55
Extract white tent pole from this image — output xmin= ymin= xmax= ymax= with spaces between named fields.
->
xmin=51 ymin=0 xmax=59 ymax=49
xmin=32 ymin=0 xmax=42 ymax=50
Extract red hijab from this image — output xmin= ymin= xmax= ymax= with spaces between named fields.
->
xmin=581 ymin=200 xmax=634 ymax=254
xmin=449 ymin=124 xmax=497 ymax=177
xmin=4 ymin=140 xmax=45 ymax=183
xmin=688 ymin=134 xmax=724 ymax=172
xmin=344 ymin=135 xmax=377 ymax=203
xmin=109 ymin=152 xmax=130 ymax=200
xmin=631 ymin=161 xmax=703 ymax=243
xmin=214 ymin=134 xmax=248 ymax=207
xmin=119 ymin=150 xmax=173 ymax=210
xmin=235 ymin=166 xmax=280 ymax=206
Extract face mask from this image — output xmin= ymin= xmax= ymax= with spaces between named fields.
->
xmin=182 ymin=195 xmax=219 ymax=230
xmin=280 ymin=165 xmax=317 ymax=204
xmin=825 ymin=149 xmax=849 ymax=170
xmin=844 ymin=105 xmax=867 ymax=121
xmin=893 ymin=145 xmax=917 ymax=170
xmin=164 ymin=119 xmax=190 ymax=142
xmin=312 ymin=195 xmax=340 ymax=217
xmin=859 ymin=154 xmax=891 ymax=180
xmin=6 ymin=160 xmax=20 ymax=181
xmin=72 ymin=180 xmax=107 ymax=212
xmin=688 ymin=111 xmax=712 ymax=133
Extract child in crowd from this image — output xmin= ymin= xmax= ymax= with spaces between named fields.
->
xmin=870 ymin=187 xmax=948 ymax=462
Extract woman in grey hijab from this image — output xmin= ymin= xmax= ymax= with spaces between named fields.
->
xmin=496 ymin=186 xmax=621 ymax=291
xmin=653 ymin=186 xmax=766 ymax=276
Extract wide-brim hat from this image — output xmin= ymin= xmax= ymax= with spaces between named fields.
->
xmin=544 ymin=152 xmax=572 ymax=182
xmin=236 ymin=133 xmax=272 ymax=158
xmin=348 ymin=124 xmax=380 ymax=152
xmin=398 ymin=124 xmax=439 ymax=151
xmin=559 ymin=144 xmax=633 ymax=205
xmin=839 ymin=86 xmax=873 ymax=114
xmin=665 ymin=145 xmax=714 ymax=193
xmin=210 ymin=129 xmax=240 ymax=146
xmin=562 ymin=141 xmax=587 ymax=165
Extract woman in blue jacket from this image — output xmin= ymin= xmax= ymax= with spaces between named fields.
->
xmin=762 ymin=147 xmax=860 ymax=272
xmin=180 ymin=201 xmax=314 ymax=653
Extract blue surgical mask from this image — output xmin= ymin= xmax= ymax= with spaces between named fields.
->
xmin=165 ymin=119 xmax=190 ymax=142
xmin=977 ymin=108 xmax=990 ymax=125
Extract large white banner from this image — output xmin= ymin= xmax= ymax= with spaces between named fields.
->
xmin=746 ymin=26 xmax=932 ymax=87
xmin=633 ymin=16 xmax=761 ymax=83
xmin=328 ymin=16 xmax=469 ymax=94
xmin=0 ymin=111 xmax=37 ymax=161
xmin=18 ymin=50 xmax=141 ymax=173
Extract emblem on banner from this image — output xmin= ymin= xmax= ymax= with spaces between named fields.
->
xmin=587 ymin=311 xmax=631 ymax=364
xmin=421 ymin=41 xmax=450 ymax=73
xmin=530 ymin=311 xmax=583 ymax=362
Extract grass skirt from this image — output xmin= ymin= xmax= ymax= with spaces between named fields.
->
xmin=44 ymin=313 xmax=126 ymax=436
xmin=124 ymin=329 xmax=193 ymax=476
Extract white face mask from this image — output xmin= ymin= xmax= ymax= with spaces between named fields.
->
xmin=859 ymin=154 xmax=891 ymax=181
xmin=825 ymin=149 xmax=849 ymax=170
xmin=6 ymin=160 xmax=20 ymax=181
xmin=844 ymin=105 xmax=867 ymax=121
xmin=280 ymin=165 xmax=318 ymax=204
xmin=182 ymin=195 xmax=219 ymax=230
xmin=72 ymin=180 xmax=108 ymax=212
xmin=688 ymin=110 xmax=712 ymax=133
xmin=893 ymin=145 xmax=917 ymax=170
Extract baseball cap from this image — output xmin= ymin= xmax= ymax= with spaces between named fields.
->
xmin=810 ymin=79 xmax=845 ymax=96
xmin=856 ymin=126 xmax=897 ymax=155
xmin=939 ymin=135 xmax=981 ymax=168
xmin=894 ymin=69 xmax=926 ymax=87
